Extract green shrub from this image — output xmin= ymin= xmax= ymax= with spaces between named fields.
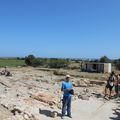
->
xmin=48 ymin=59 xmax=69 ymax=68
xmin=114 ymin=59 xmax=120 ymax=70
xmin=25 ymin=55 xmax=35 ymax=66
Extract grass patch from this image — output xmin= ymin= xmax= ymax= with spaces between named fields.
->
xmin=0 ymin=59 xmax=25 ymax=67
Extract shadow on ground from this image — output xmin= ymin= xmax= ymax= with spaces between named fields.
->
xmin=92 ymin=93 xmax=103 ymax=98
xmin=39 ymin=108 xmax=61 ymax=118
xmin=109 ymin=100 xmax=120 ymax=120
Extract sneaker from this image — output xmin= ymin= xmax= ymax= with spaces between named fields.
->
xmin=68 ymin=115 xmax=72 ymax=118
xmin=61 ymin=116 xmax=64 ymax=119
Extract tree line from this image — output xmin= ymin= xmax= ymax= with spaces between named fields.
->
xmin=24 ymin=55 xmax=120 ymax=70
xmin=25 ymin=55 xmax=69 ymax=68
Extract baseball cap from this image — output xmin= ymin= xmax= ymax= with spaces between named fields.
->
xmin=66 ymin=75 xmax=71 ymax=78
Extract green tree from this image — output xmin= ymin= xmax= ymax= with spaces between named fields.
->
xmin=32 ymin=58 xmax=41 ymax=67
xmin=99 ymin=56 xmax=111 ymax=63
xmin=25 ymin=55 xmax=35 ymax=66
xmin=113 ymin=59 xmax=120 ymax=70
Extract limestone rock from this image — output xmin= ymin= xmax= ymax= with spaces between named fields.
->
xmin=31 ymin=92 xmax=58 ymax=106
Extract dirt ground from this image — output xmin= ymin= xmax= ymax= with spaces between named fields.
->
xmin=0 ymin=67 xmax=119 ymax=120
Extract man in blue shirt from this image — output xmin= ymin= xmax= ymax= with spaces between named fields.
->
xmin=61 ymin=75 xmax=73 ymax=119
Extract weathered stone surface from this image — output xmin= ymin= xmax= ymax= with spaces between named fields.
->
xmin=90 ymin=80 xmax=105 ymax=85
xmin=0 ymin=67 xmax=108 ymax=120
xmin=73 ymin=79 xmax=89 ymax=87
xmin=31 ymin=93 xmax=58 ymax=106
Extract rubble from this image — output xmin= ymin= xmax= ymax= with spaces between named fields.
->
xmin=0 ymin=67 xmax=107 ymax=120
xmin=90 ymin=80 xmax=105 ymax=85
xmin=73 ymin=78 xmax=90 ymax=87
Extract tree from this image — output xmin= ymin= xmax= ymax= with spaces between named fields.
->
xmin=24 ymin=55 xmax=69 ymax=68
xmin=32 ymin=58 xmax=41 ymax=67
xmin=25 ymin=55 xmax=35 ymax=66
xmin=113 ymin=59 xmax=120 ymax=70
xmin=99 ymin=56 xmax=111 ymax=63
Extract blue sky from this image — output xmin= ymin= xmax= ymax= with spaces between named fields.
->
xmin=0 ymin=0 xmax=120 ymax=59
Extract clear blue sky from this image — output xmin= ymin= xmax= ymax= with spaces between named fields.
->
xmin=0 ymin=0 xmax=120 ymax=59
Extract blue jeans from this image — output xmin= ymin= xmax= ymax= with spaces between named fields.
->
xmin=62 ymin=96 xmax=72 ymax=116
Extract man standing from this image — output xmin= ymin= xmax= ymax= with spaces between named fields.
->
xmin=61 ymin=75 xmax=73 ymax=119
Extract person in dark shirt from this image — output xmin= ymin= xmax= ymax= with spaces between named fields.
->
xmin=116 ymin=74 xmax=120 ymax=97
xmin=104 ymin=71 xmax=116 ymax=99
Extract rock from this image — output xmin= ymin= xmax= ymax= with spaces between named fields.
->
xmin=73 ymin=95 xmax=78 ymax=101
xmin=53 ymin=70 xmax=67 ymax=76
xmin=11 ymin=108 xmax=22 ymax=115
xmin=90 ymin=80 xmax=105 ymax=85
xmin=88 ymin=84 xmax=94 ymax=87
xmin=73 ymin=80 xmax=88 ymax=87
xmin=50 ymin=111 xmax=58 ymax=118
xmin=83 ymin=89 xmax=89 ymax=93
xmin=78 ymin=95 xmax=89 ymax=100
xmin=23 ymin=113 xmax=29 ymax=120
xmin=31 ymin=92 xmax=58 ymax=106
xmin=57 ymin=103 xmax=62 ymax=109
xmin=23 ymin=113 xmax=38 ymax=120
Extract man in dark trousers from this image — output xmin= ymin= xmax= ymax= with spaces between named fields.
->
xmin=61 ymin=75 xmax=73 ymax=119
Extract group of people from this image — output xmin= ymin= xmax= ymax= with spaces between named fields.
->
xmin=0 ymin=67 xmax=12 ymax=76
xmin=104 ymin=71 xmax=120 ymax=99
xmin=61 ymin=72 xmax=120 ymax=119
xmin=0 ymin=67 xmax=118 ymax=119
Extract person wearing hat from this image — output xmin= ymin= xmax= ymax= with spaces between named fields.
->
xmin=61 ymin=75 xmax=73 ymax=119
